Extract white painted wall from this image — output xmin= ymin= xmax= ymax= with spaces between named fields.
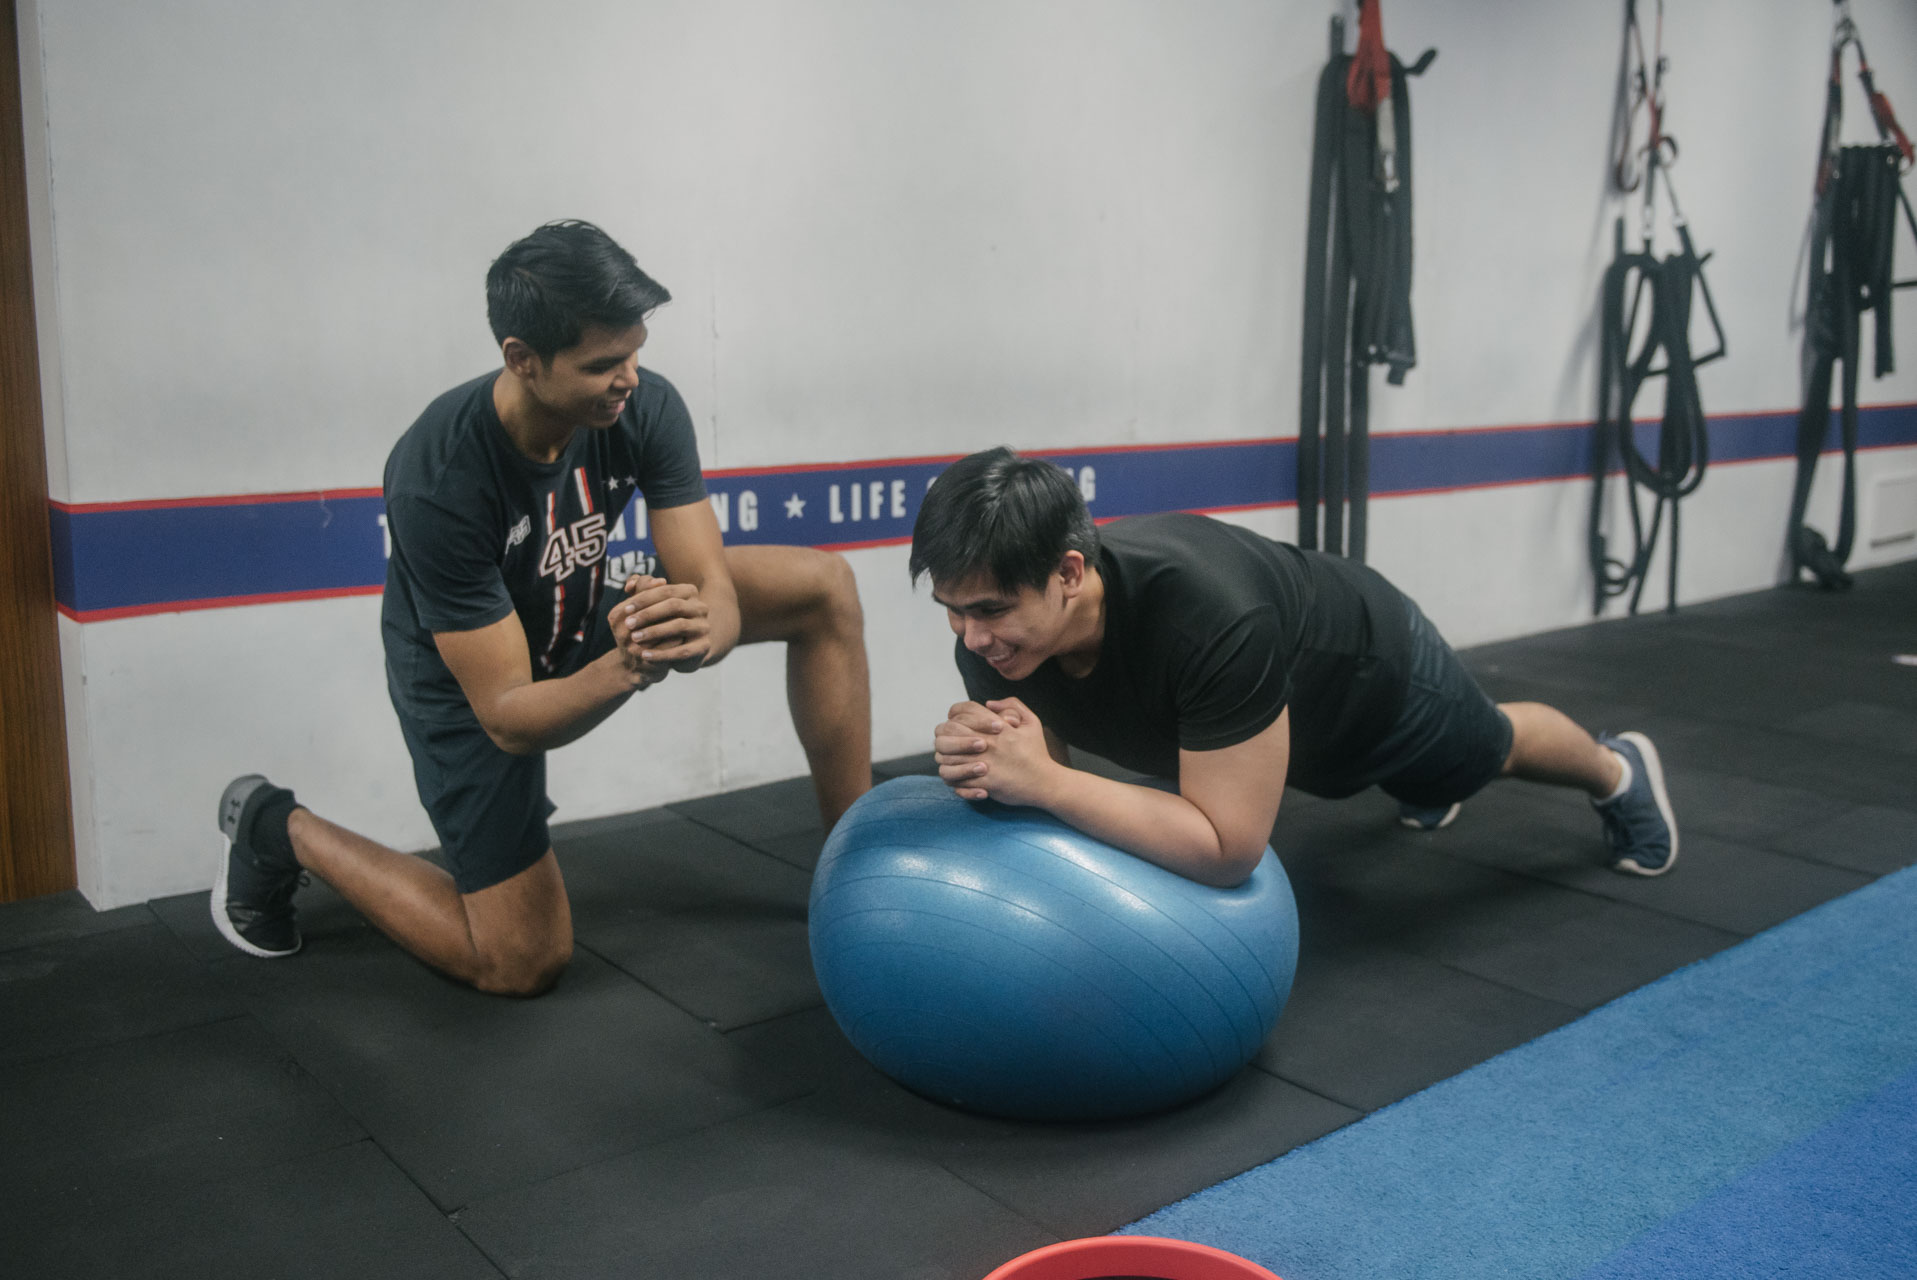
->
xmin=18 ymin=0 xmax=1916 ymax=907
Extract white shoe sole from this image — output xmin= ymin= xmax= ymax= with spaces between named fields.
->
xmin=211 ymin=833 xmax=301 ymax=959
xmin=1398 ymin=801 xmax=1462 ymax=831
xmin=1609 ymin=731 xmax=1679 ymax=877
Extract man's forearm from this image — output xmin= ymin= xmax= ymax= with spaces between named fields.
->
xmin=485 ymin=651 xmax=640 ymax=754
xmin=1035 ymin=767 xmax=1262 ymax=888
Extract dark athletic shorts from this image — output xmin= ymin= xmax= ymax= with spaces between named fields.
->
xmin=396 ymin=711 xmax=556 ymax=894
xmin=389 ymin=590 xmax=631 ymax=894
xmin=1338 ymin=594 xmax=1514 ymax=808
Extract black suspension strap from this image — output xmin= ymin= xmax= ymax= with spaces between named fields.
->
xmin=1786 ymin=0 xmax=1917 ymax=591
xmin=1298 ymin=1 xmax=1433 ymax=561
xmin=1588 ymin=0 xmax=1726 ymax=616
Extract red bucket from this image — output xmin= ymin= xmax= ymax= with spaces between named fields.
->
xmin=982 ymin=1235 xmax=1282 ymax=1280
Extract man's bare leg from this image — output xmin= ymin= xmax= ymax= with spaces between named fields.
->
xmin=1499 ymin=701 xmax=1625 ymax=798
xmin=724 ymin=545 xmax=873 ymax=826
xmin=288 ymin=809 xmax=571 ymax=997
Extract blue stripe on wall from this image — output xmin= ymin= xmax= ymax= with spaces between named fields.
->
xmin=48 ymin=404 xmax=1917 ymax=619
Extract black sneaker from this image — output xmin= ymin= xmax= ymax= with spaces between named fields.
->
xmin=212 ymin=774 xmax=303 ymax=957
xmin=1593 ymin=732 xmax=1679 ymax=876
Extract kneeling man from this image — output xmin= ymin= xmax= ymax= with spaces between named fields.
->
xmin=912 ymin=447 xmax=1674 ymax=888
xmin=213 ymin=221 xmax=870 ymax=994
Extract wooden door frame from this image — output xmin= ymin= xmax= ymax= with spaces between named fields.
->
xmin=1 ymin=0 xmax=77 ymax=902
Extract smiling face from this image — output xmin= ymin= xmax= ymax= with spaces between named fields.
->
xmin=932 ymin=551 xmax=1096 ymax=681
xmin=513 ymin=321 xmax=647 ymax=430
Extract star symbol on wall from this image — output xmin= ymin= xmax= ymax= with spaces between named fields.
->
xmin=785 ymin=493 xmax=806 ymax=518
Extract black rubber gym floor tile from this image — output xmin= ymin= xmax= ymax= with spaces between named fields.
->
xmin=1283 ymin=814 xmax=1633 ymax=957
xmin=775 ymin=1043 xmax=1033 ymax=1160
xmin=456 ymin=1099 xmax=1055 ymax=1280
xmin=1467 ymin=763 xmax=1864 ymax=859
xmin=1394 ymin=871 xmax=1742 ymax=1009
xmin=1761 ymin=803 xmax=1917 ymax=876
xmin=1256 ymin=941 xmax=1583 ymax=1113
xmin=726 ymin=1003 xmax=872 ymax=1094
xmin=1561 ymin=653 xmax=1834 ymax=725
xmin=1449 ymin=826 xmax=1875 ymax=937
xmin=750 ymin=825 xmax=829 ymax=871
xmin=1466 ymin=624 xmax=1908 ymax=736
xmin=1268 ymin=785 xmax=1406 ymax=864
xmin=1656 ymin=629 xmax=1917 ymax=693
xmin=1444 ymin=778 xmax=1604 ymax=844
xmin=1672 ymin=569 xmax=1915 ymax=649
xmin=931 ymin=1069 xmax=1359 ymax=1240
xmin=667 ymin=774 xmax=826 ymax=849
xmin=1778 ymin=700 xmax=1917 ymax=758
xmin=0 ymin=1018 xmax=363 ymax=1235
xmin=20 ymin=1140 xmax=502 ymax=1280
xmin=1658 ymin=766 xmax=1859 ymax=848
xmin=1640 ymin=718 xmax=1917 ymax=813
xmin=1272 ymin=781 xmax=1740 ymax=1011
xmin=555 ymin=805 xmax=813 ymax=933
xmin=581 ymin=900 xmax=820 ymax=1031
xmin=0 ymin=923 xmax=240 ymax=1067
xmin=1283 ymin=828 xmax=1742 ymax=1009
xmin=0 ymin=889 xmax=154 ymax=953
xmin=216 ymin=935 xmax=805 ymax=1210
xmin=733 ymin=1022 xmax=1352 ymax=1234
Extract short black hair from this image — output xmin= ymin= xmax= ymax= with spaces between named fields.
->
xmin=486 ymin=220 xmax=671 ymax=360
xmin=909 ymin=447 xmax=1100 ymax=593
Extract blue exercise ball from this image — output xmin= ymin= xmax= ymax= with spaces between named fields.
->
xmin=807 ymin=775 xmax=1299 ymax=1120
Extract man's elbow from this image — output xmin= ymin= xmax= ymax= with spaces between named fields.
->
xmin=1201 ymin=840 xmax=1268 ymax=889
xmin=479 ymin=716 xmax=540 ymax=757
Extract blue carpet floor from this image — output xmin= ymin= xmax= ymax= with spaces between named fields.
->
xmin=1124 ymin=866 xmax=1917 ymax=1279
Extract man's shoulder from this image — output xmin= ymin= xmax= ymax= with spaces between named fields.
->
xmin=386 ymin=372 xmax=498 ymax=497
xmin=1104 ymin=513 xmax=1287 ymax=597
xmin=623 ymin=366 xmax=692 ymax=432
xmin=1104 ymin=510 xmax=1272 ymax=555
xmin=1100 ymin=514 xmax=1296 ymax=664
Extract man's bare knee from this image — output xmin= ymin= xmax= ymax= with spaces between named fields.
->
xmin=807 ymin=550 xmax=863 ymax=638
xmin=461 ymin=852 xmax=571 ymax=997
xmin=475 ymin=937 xmax=572 ymax=997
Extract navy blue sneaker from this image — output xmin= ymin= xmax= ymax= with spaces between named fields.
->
xmin=1593 ymin=732 xmax=1678 ymax=876
xmin=1398 ymin=801 xmax=1462 ymax=831
xmin=212 ymin=774 xmax=303 ymax=957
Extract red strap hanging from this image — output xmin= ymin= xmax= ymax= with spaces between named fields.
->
xmin=1831 ymin=1 xmax=1914 ymax=171
xmin=1346 ymin=0 xmax=1391 ymax=113
xmin=1859 ymin=59 xmax=1914 ymax=167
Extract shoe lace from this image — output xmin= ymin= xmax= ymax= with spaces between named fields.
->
xmin=256 ymin=868 xmax=308 ymax=919
xmin=1597 ymin=802 xmax=1627 ymax=848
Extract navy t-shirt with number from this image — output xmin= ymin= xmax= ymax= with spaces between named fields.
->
xmin=955 ymin=512 xmax=1414 ymax=797
xmin=380 ymin=369 xmax=706 ymax=726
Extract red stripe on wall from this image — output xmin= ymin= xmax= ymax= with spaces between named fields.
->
xmin=51 ymin=487 xmax=383 ymax=514
xmin=56 ymin=583 xmax=386 ymax=623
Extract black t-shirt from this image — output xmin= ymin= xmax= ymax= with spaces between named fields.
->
xmin=380 ymin=368 xmax=706 ymax=724
xmin=956 ymin=512 xmax=1413 ymax=797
